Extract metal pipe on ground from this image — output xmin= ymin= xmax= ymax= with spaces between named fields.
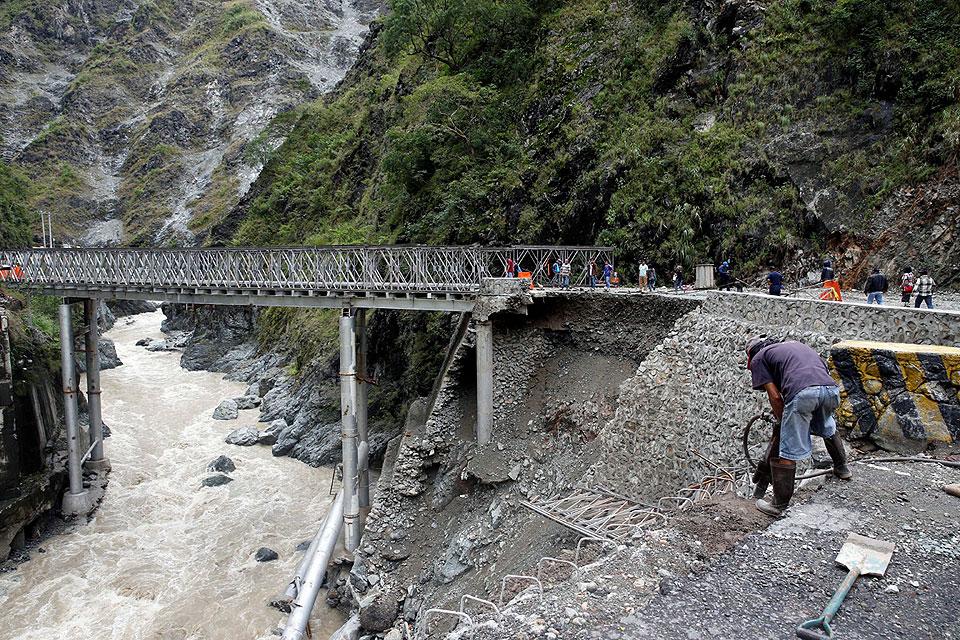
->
xmin=475 ymin=319 xmax=493 ymax=445
xmin=59 ymin=302 xmax=91 ymax=515
xmin=285 ymin=442 xmax=371 ymax=601
xmin=83 ymin=299 xmax=109 ymax=471
xmin=339 ymin=311 xmax=360 ymax=551
xmin=281 ymin=491 xmax=345 ymax=640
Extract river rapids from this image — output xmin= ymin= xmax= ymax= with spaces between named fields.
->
xmin=0 ymin=310 xmax=343 ymax=639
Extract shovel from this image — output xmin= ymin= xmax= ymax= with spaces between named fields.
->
xmin=796 ymin=533 xmax=895 ymax=639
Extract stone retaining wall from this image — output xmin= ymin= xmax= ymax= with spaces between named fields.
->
xmin=591 ymin=291 xmax=960 ymax=502
xmin=703 ymin=291 xmax=960 ymax=345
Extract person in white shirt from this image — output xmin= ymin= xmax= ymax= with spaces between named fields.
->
xmin=638 ymin=262 xmax=648 ymax=290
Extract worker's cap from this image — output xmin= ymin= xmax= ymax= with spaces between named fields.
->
xmin=746 ymin=336 xmax=766 ymax=356
xmin=746 ymin=335 xmax=779 ymax=363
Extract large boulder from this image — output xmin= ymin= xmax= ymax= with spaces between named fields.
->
xmin=358 ymin=591 xmax=399 ymax=632
xmin=225 ymin=427 xmax=260 ymax=446
xmin=75 ymin=338 xmax=122 ymax=372
xmin=255 ymin=547 xmax=279 ymax=562
xmin=213 ymin=399 xmax=239 ymax=420
xmin=207 ymin=455 xmax=236 ymax=473
xmin=201 ymin=474 xmax=233 ymax=488
xmin=258 ymin=419 xmax=286 ymax=446
xmin=234 ymin=395 xmax=262 ymax=410
xmin=830 ymin=340 xmax=960 ymax=452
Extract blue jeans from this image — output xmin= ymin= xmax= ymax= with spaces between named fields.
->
xmin=914 ymin=295 xmax=933 ymax=309
xmin=561 ymin=275 xmax=570 ymax=288
xmin=866 ymin=292 xmax=884 ymax=304
xmin=648 ymin=278 xmax=655 ymax=291
xmin=779 ymin=385 xmax=840 ymax=461
xmin=604 ymin=275 xmax=611 ymax=289
xmin=588 ymin=276 xmax=596 ymax=288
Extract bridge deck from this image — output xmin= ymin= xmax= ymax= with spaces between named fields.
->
xmin=1 ymin=246 xmax=614 ymax=311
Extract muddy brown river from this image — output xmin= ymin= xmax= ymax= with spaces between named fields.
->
xmin=0 ymin=310 xmax=343 ymax=639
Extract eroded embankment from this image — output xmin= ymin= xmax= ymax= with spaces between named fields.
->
xmin=346 ymin=291 xmax=960 ymax=635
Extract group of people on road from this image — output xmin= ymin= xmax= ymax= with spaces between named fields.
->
xmin=758 ymin=259 xmax=939 ymax=309
xmin=508 ymin=255 xmax=941 ymax=308
xmin=863 ymin=265 xmax=937 ymax=309
xmin=506 ymin=257 xmax=616 ymax=290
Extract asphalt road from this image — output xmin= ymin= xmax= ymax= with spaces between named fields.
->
xmin=621 ymin=461 xmax=960 ymax=640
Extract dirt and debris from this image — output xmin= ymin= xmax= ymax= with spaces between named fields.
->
xmin=466 ymin=459 xmax=959 ymax=640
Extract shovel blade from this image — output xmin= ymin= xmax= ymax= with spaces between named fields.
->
xmin=835 ymin=533 xmax=895 ymax=577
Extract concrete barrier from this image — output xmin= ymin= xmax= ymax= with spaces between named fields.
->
xmin=830 ymin=340 xmax=960 ymax=452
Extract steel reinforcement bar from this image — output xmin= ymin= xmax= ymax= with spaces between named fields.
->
xmin=0 ymin=245 xmax=614 ymax=294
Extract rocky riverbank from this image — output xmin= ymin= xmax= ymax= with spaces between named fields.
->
xmin=149 ymin=303 xmax=456 ymax=470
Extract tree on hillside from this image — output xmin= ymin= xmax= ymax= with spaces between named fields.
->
xmin=382 ymin=0 xmax=536 ymax=76
xmin=0 ymin=163 xmax=32 ymax=248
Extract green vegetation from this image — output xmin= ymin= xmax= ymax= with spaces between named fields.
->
xmin=234 ymin=0 xmax=958 ymax=275
xmin=0 ymin=163 xmax=32 ymax=247
xmin=221 ymin=1 xmax=266 ymax=37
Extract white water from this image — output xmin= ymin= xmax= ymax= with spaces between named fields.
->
xmin=0 ymin=311 xmax=343 ymax=639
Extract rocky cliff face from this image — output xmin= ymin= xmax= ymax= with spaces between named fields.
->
xmin=221 ymin=0 xmax=959 ymax=286
xmin=0 ymin=0 xmax=381 ymax=245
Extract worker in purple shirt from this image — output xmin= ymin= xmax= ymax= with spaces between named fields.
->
xmin=746 ymin=337 xmax=852 ymax=516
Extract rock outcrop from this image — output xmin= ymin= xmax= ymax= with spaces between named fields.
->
xmin=0 ymin=0 xmax=383 ymax=245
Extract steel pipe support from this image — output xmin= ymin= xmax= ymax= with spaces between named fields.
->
xmin=355 ymin=309 xmax=370 ymax=508
xmin=475 ymin=319 xmax=494 ymax=445
xmin=339 ymin=312 xmax=360 ymax=551
xmin=83 ymin=299 xmax=109 ymax=471
xmin=281 ymin=491 xmax=345 ymax=640
xmin=59 ymin=303 xmax=92 ymax=515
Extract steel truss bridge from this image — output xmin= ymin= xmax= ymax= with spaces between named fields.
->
xmin=1 ymin=245 xmax=615 ymax=311
xmin=0 ymin=243 xmax=614 ymax=639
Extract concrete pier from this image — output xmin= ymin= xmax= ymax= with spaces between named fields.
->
xmin=475 ymin=319 xmax=494 ymax=445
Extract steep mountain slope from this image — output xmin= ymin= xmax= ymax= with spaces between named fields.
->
xmin=221 ymin=0 xmax=959 ymax=283
xmin=0 ymin=0 xmax=381 ymax=246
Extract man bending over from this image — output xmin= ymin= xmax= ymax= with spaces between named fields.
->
xmin=747 ymin=337 xmax=852 ymax=516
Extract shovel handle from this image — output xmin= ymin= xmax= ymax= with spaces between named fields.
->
xmin=796 ymin=567 xmax=861 ymax=640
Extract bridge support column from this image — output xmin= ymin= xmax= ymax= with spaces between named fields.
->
xmin=355 ymin=309 xmax=370 ymax=508
xmin=83 ymin=299 xmax=109 ymax=472
xmin=339 ymin=311 xmax=360 ymax=552
xmin=59 ymin=303 xmax=92 ymax=516
xmin=475 ymin=319 xmax=494 ymax=445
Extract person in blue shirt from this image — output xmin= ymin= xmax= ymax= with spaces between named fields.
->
xmin=602 ymin=262 xmax=614 ymax=290
xmin=717 ymin=260 xmax=731 ymax=291
xmin=820 ymin=260 xmax=835 ymax=283
xmin=766 ymin=267 xmax=783 ymax=296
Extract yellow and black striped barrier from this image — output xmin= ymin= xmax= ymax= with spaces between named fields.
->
xmin=829 ymin=340 xmax=960 ymax=452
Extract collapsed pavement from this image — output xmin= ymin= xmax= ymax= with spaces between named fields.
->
xmin=328 ymin=290 xmax=959 ymax=637
xmin=471 ymin=458 xmax=959 ymax=640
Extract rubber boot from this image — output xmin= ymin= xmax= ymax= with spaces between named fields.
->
xmin=752 ymin=468 xmax=769 ymax=499
xmin=823 ymin=433 xmax=852 ymax=480
xmin=752 ymin=423 xmax=781 ymax=499
xmin=756 ymin=461 xmax=796 ymax=517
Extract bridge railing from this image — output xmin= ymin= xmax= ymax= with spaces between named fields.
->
xmin=0 ymin=246 xmax=615 ymax=294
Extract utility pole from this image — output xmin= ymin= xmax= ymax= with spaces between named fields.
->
xmin=38 ymin=211 xmax=53 ymax=248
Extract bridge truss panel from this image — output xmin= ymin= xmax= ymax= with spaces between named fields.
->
xmin=0 ymin=245 xmax=615 ymax=299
